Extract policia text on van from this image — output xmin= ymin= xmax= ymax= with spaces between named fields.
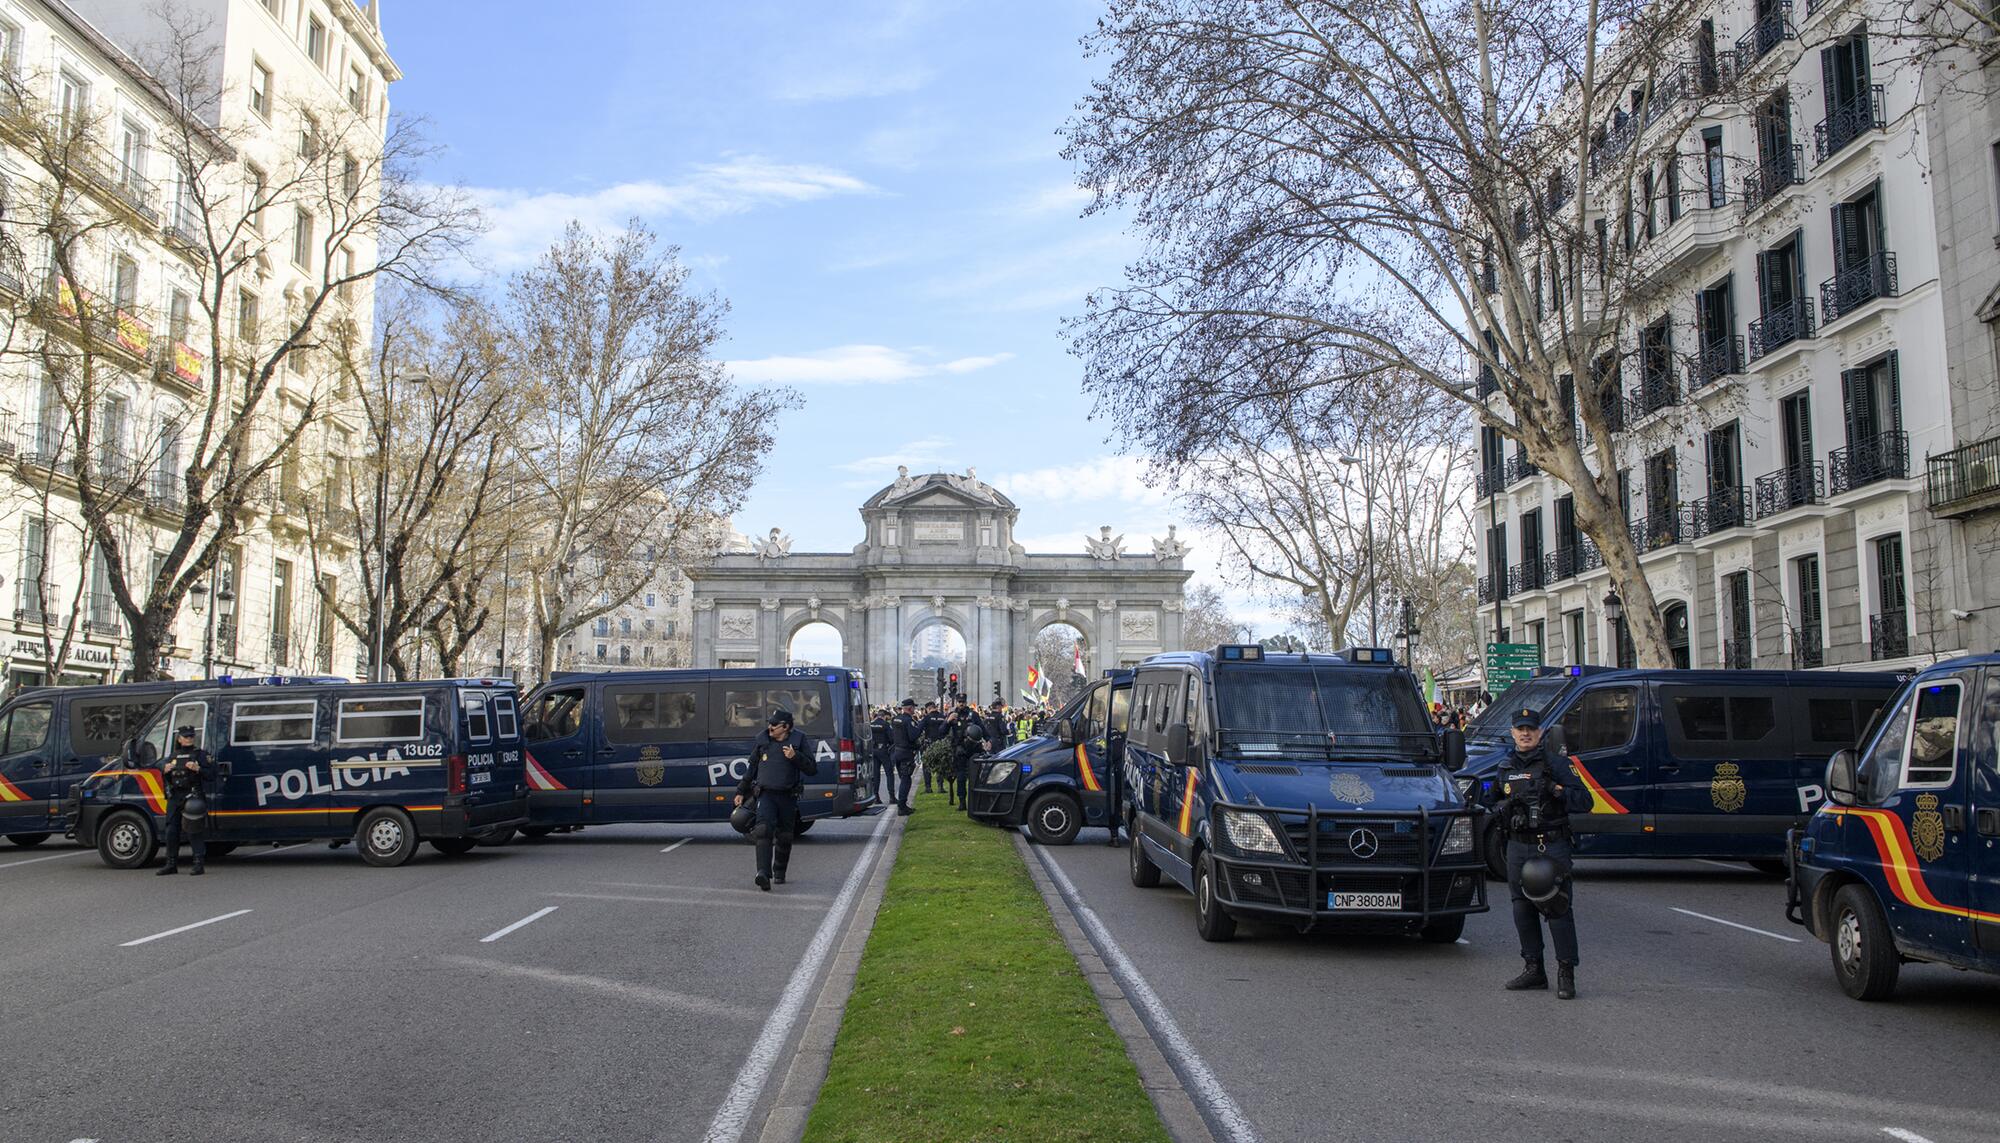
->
xmin=1123 ymin=645 xmax=1486 ymax=943
xmin=67 ymin=678 xmax=529 ymax=868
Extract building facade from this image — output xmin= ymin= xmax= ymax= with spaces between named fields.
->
xmin=0 ymin=0 xmax=395 ymax=689
xmin=1475 ymin=0 xmax=1971 ymax=674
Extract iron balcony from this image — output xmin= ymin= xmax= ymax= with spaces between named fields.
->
xmin=1925 ymin=434 xmax=2000 ymax=517
xmin=1754 ymin=462 xmax=1825 ymax=517
xmin=1749 ymin=297 xmax=1815 ymax=361
xmin=1830 ymin=431 xmax=1909 ymax=494
xmin=1820 ymin=251 xmax=1897 ymax=325
xmin=1814 ymin=86 xmax=1886 ymax=165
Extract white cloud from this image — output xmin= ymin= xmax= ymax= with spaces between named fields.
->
xmin=923 ymin=231 xmax=1141 ymax=313
xmin=987 ymin=456 xmax=1171 ymax=507
xmin=838 ymin=436 xmax=960 ymax=473
xmin=726 ymin=345 xmax=1011 ymax=387
xmin=469 ymin=156 xmax=874 ymax=269
xmin=1010 ymin=183 xmax=1093 ymax=218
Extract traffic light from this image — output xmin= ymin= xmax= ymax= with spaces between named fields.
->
xmin=935 ymin=667 xmax=946 ymax=697
xmin=993 ymin=681 xmax=1002 ymax=702
xmin=949 ymin=672 xmax=959 ymax=698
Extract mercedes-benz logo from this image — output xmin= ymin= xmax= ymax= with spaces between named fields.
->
xmin=1347 ymin=828 xmax=1380 ymax=859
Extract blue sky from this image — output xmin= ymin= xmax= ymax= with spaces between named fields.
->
xmin=385 ymin=0 xmax=1263 ymax=640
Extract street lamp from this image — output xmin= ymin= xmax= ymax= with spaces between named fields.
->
xmin=191 ymin=575 xmax=236 ymax=679
xmin=1338 ymin=453 xmax=1376 ymax=646
xmin=1603 ymin=589 xmax=1624 ymax=668
xmin=1395 ymin=597 xmax=1420 ymax=663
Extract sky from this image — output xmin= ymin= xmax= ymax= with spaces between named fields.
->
xmin=382 ymin=0 xmax=1277 ymax=654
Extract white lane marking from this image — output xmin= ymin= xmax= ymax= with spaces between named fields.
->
xmin=440 ymin=956 xmax=760 ymax=1021
xmin=1882 ymin=1129 xmax=1937 ymax=1143
xmin=660 ymin=838 xmax=690 ymax=854
xmin=547 ymin=891 xmax=825 ymax=911
xmin=1035 ymin=846 xmax=1261 ymax=1143
xmin=238 ymin=843 xmax=306 ymax=858
xmin=700 ymin=807 xmax=893 ymax=1143
xmin=479 ymin=905 xmax=558 ymax=943
xmin=0 ymin=848 xmax=92 ymax=869
xmin=119 ymin=909 xmax=254 ymax=947
xmin=1695 ymin=858 xmax=1745 ymax=870
xmin=1671 ymin=906 xmax=1801 ymax=943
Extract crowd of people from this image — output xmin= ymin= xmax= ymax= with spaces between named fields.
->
xmin=1428 ymin=692 xmax=1493 ymax=732
xmin=865 ymin=695 xmax=1052 ymax=813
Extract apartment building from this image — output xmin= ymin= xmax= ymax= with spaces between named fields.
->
xmin=1473 ymin=0 xmax=1967 ymax=673
xmin=0 ymin=0 xmax=396 ymax=689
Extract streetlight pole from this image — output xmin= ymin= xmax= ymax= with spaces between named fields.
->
xmin=371 ymin=373 xmax=393 ymax=683
xmin=1338 ymin=453 xmax=1376 ymax=645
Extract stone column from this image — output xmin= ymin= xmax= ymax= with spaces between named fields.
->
xmin=760 ymin=597 xmax=782 ymax=666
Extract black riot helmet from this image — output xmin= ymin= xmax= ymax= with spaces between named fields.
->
xmin=729 ymin=801 xmax=756 ymax=835
xmin=1518 ymin=855 xmax=1571 ymax=918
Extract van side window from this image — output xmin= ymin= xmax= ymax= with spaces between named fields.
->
xmin=1902 ymin=682 xmax=1962 ymax=788
xmin=1155 ymin=679 xmax=1179 ymax=732
xmin=0 ymin=701 xmax=52 ymax=755
xmin=713 ymin=686 xmax=834 ymax=737
xmin=1805 ymin=697 xmax=1861 ymax=748
xmin=143 ymin=701 xmax=208 ymax=759
xmin=1085 ymin=685 xmax=1110 ymax=742
xmin=72 ymin=699 xmax=160 ymax=755
xmin=461 ymin=694 xmax=492 ymax=743
xmin=336 ymin=697 xmax=425 ymax=744
xmin=1857 ymin=689 xmax=1915 ymax=803
xmin=1109 ymin=686 xmax=1131 ymax=736
xmin=607 ymin=684 xmax=704 ymax=744
xmin=523 ymin=688 xmax=584 ymax=743
xmin=1974 ymin=672 xmax=2000 ymax=796
xmin=1663 ymin=689 xmax=1786 ymax=760
xmin=492 ymin=694 xmax=519 ymax=740
xmin=232 ymin=700 xmax=317 ymax=746
xmin=1564 ymin=687 xmax=1636 ymax=753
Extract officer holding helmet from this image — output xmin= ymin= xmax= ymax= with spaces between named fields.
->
xmin=733 ymin=709 xmax=818 ymax=891
xmin=1482 ymin=706 xmax=1592 ymax=999
xmin=156 ymin=726 xmax=210 ymax=877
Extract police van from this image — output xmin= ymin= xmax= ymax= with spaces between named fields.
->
xmin=515 ymin=667 xmax=876 ymax=837
xmin=1459 ymin=665 xmax=1904 ymax=875
xmin=1786 ymin=654 xmax=2000 ymax=999
xmin=969 ymin=670 xmax=1133 ymax=843
xmin=1123 ymin=645 xmax=1486 ymax=943
xmin=0 ymin=680 xmax=205 ymax=846
xmin=68 ymin=677 xmax=529 ymax=868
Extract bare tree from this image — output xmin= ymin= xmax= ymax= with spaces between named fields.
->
xmin=1066 ymin=0 xmax=1752 ymax=668
xmin=1031 ymin=623 xmax=1089 ymax=707
xmin=1178 ymin=583 xmax=1249 ymax=650
xmin=506 ymin=221 xmax=796 ymax=686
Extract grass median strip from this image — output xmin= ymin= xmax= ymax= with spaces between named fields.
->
xmin=804 ymin=791 xmax=1172 ymax=1143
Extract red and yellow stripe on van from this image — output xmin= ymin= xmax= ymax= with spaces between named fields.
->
xmin=1826 ymin=806 xmax=2000 ymax=925
xmin=1073 ymin=745 xmax=1101 ymax=793
xmin=524 ymin=751 xmax=568 ymax=791
xmin=0 ymin=772 xmax=29 ymax=802
xmin=1177 ymin=768 xmax=1199 ymax=836
xmin=87 ymin=768 xmax=168 ymax=815
xmin=1567 ymin=755 xmax=1630 ymax=815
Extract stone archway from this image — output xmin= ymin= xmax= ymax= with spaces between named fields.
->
xmin=688 ymin=470 xmax=1193 ymax=701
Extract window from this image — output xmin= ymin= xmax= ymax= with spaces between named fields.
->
xmin=595 ymin=643 xmax=607 ymax=662
xmin=493 ymin=694 xmax=519 ymax=739
xmin=593 ymin=618 xmax=610 ymax=637
xmin=246 ymin=163 xmax=267 ymax=231
xmin=460 ymin=694 xmax=491 ymax=742
xmin=141 ymin=701 xmax=208 ymax=759
xmin=250 ymin=60 xmax=272 ymax=119
xmin=58 ymin=71 xmax=88 ymax=138
xmin=272 ymin=558 xmax=293 ymax=648
xmin=347 ymin=66 xmax=367 ymax=113
xmin=523 ymin=688 xmax=583 ymax=742
xmin=1154 ymin=677 xmax=1181 ymax=733
xmin=1665 ymin=690 xmax=1785 ymax=758
xmin=605 ymin=684 xmax=704 ymax=744
xmin=19 ymin=517 xmax=46 ymax=619
xmin=645 ymin=593 xmax=656 ymax=608
xmin=1707 ymin=422 xmax=1743 ymax=495
xmin=1903 ymin=683 xmax=1962 ymax=787
xmin=231 ymin=699 xmax=317 ymax=745
xmin=238 ymin=289 xmax=260 ymax=343
xmin=0 ymin=700 xmax=51 ymax=756
xmin=620 ymin=617 xmax=632 ymax=635
xmin=118 ymin=119 xmax=148 ymax=188
xmin=307 ymin=15 xmax=328 ymax=68
xmin=112 ymin=257 xmax=139 ymax=313
xmin=299 ymin=115 xmax=321 ymax=160
xmin=0 ymin=20 xmax=20 ymax=78
xmin=342 ymin=154 xmax=360 ymax=200
xmin=291 ymin=208 xmax=314 ymax=270
xmin=1563 ymin=686 xmax=1637 ymax=753
xmin=168 ymin=289 xmax=192 ymax=347
xmin=1566 ymin=610 xmax=1587 ymax=666
xmin=618 ymin=644 xmax=631 ymax=665
xmin=1804 ymin=695 xmax=1890 ymax=749
xmin=712 ymin=684 xmax=834 ymax=737
xmin=1703 ymin=128 xmax=1725 ymax=208
xmin=71 ymin=699 xmax=161 ymax=755
xmin=336 ymin=697 xmax=424 ymax=743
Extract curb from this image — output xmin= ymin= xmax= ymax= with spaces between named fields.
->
xmin=750 ymin=811 xmax=905 ymax=1143
xmin=1014 ymin=832 xmax=1220 ymax=1143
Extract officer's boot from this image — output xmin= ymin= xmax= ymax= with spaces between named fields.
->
xmin=190 ymin=858 xmax=205 ymax=877
xmin=1504 ymin=958 xmax=1548 ymax=991
xmin=1556 ymin=962 xmax=1576 ymax=1000
xmin=155 ymin=862 xmax=177 ymax=875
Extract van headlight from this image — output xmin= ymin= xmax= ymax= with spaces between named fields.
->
xmin=1440 ymin=817 xmax=1474 ymax=856
xmin=1221 ymin=810 xmax=1285 ymax=855
xmin=984 ymin=762 xmax=1016 ymax=786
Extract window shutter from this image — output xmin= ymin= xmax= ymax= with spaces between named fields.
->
xmin=1821 ymin=47 xmax=1838 ymax=119
xmin=1829 ymin=202 xmax=1850 ymax=273
xmin=1885 ymin=351 xmax=1902 ymax=433
xmin=1854 ymin=30 xmax=1871 ymax=90
xmin=1841 ymin=367 xmax=1872 ymax=444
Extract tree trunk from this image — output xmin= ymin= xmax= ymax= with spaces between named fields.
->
xmin=1567 ymin=478 xmax=1674 ymax=668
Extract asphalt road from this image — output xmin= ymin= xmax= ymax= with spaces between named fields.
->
xmin=1035 ymin=840 xmax=2000 ymax=1143
xmin=0 ymin=814 xmax=891 ymax=1143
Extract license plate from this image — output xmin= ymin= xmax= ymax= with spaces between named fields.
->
xmin=1328 ymin=891 xmax=1401 ymax=910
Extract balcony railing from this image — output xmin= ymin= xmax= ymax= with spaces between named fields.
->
xmin=1541 ymin=538 xmax=1605 ymax=583
xmin=1735 ymin=1 xmax=1795 ymax=69
xmin=1748 ymin=297 xmax=1814 ymax=361
xmin=1599 ymin=391 xmax=1626 ymax=433
xmin=270 ymin=632 xmax=291 ymax=665
xmin=1814 ymin=86 xmax=1886 ymax=164
xmin=83 ymin=593 xmax=122 ymax=636
xmin=1509 ymin=559 xmax=1546 ymax=594
xmin=1741 ymin=144 xmax=1803 ymax=215
xmin=1505 ymin=453 xmax=1539 ymax=485
xmin=1820 ymin=251 xmax=1897 ymax=325
xmin=1723 ymin=638 xmax=1753 ymax=669
xmin=1791 ymin=624 xmax=1825 ymax=669
xmin=1588 ymin=114 xmax=1640 ymax=176
xmin=216 ymin=616 xmax=239 ymax=658
xmin=1477 ymin=365 xmax=1499 ymax=399
xmin=1830 ymin=430 xmax=1909 ymax=494
xmin=1625 ymin=374 xmax=1681 ymax=423
xmin=1925 ymin=434 xmax=2000 ymax=516
xmin=1631 ymin=511 xmax=1684 ymax=553
xmin=1687 ymin=335 xmax=1745 ymax=390
xmin=1869 ymin=610 xmax=1909 ymax=660
xmin=1477 ymin=573 xmax=1502 ymax=604
xmin=147 ymin=472 xmax=182 ymax=513
xmin=1754 ymin=462 xmax=1825 ymax=517
xmin=1476 ymin=465 xmax=1506 ymax=499
xmin=1686 ymin=487 xmax=1750 ymax=538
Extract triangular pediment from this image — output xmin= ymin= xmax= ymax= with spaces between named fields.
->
xmin=904 ymin=489 xmax=980 ymax=507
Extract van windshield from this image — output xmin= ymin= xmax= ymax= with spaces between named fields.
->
xmin=1469 ymin=676 xmax=1574 ymax=745
xmin=1215 ymin=666 xmax=1433 ymax=759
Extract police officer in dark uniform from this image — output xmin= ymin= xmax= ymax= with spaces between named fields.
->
xmin=918 ymin=701 xmax=946 ymax=792
xmin=945 ymin=695 xmax=988 ymax=809
xmin=157 ymin=726 xmax=210 ymax=877
xmin=1481 ymin=707 xmax=1591 ymax=999
xmin=734 ymin=709 xmax=819 ymax=891
xmin=869 ymin=706 xmax=896 ymax=808
xmin=888 ymin=699 xmax=920 ymax=815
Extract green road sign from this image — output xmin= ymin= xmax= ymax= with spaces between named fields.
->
xmin=1484 ymin=642 xmax=1543 ymax=689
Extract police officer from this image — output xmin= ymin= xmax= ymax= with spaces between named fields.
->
xmin=944 ymin=695 xmax=986 ymax=809
xmin=889 ymin=699 xmax=920 ymax=815
xmin=869 ymin=706 xmax=896 ymax=808
xmin=918 ymin=701 xmax=946 ymax=793
xmin=734 ymin=709 xmax=819 ymax=891
xmin=157 ymin=726 xmax=210 ymax=877
xmin=1482 ymin=707 xmax=1590 ymax=999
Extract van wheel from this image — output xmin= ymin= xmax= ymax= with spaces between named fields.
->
xmin=1418 ymin=915 xmax=1466 ymax=944
xmin=431 ymin=837 xmax=478 ymax=856
xmin=7 ymin=832 xmax=51 ymax=847
xmin=1194 ymin=854 xmax=1236 ymax=942
xmin=1831 ymin=885 xmax=1899 ymax=1000
xmin=1747 ymin=859 xmax=1788 ymax=878
xmin=98 ymin=812 xmax=156 ymax=870
xmin=356 ymin=808 xmax=419 ymax=867
xmin=793 ymin=817 xmax=814 ymax=836
xmin=1483 ymin=821 xmax=1508 ymax=880
xmin=1128 ymin=819 xmax=1162 ymax=888
xmin=475 ymin=827 xmax=517 ymax=847
xmin=519 ymin=825 xmax=555 ymax=840
xmin=1025 ymin=793 xmax=1082 ymax=846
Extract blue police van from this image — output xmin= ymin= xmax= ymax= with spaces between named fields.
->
xmin=68 ymin=677 xmax=530 ymax=868
xmin=969 ymin=670 xmax=1133 ymax=843
xmin=1460 ymin=665 xmax=1903 ymax=875
xmin=515 ymin=667 xmax=877 ymax=837
xmin=1786 ymin=654 xmax=2000 ymax=999
xmin=0 ymin=681 xmax=205 ymax=846
xmin=1123 ymin=645 xmax=1485 ymax=943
